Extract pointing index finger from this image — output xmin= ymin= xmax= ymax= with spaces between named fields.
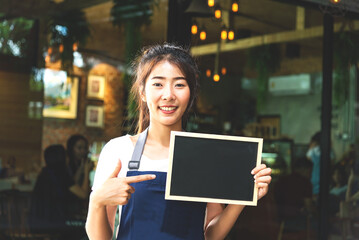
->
xmin=125 ymin=174 xmax=156 ymax=184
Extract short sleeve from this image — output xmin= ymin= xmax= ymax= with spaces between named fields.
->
xmin=91 ymin=136 xmax=132 ymax=191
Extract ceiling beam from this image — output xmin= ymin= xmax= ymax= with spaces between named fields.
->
xmin=190 ymin=20 xmax=359 ymax=56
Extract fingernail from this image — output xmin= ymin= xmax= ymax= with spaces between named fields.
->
xmin=251 ymin=170 xmax=254 ymax=174
xmin=151 ymin=174 xmax=156 ymax=178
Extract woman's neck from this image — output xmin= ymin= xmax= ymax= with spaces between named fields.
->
xmin=148 ymin=122 xmax=182 ymax=148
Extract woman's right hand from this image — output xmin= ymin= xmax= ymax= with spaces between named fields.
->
xmin=90 ymin=160 xmax=156 ymax=207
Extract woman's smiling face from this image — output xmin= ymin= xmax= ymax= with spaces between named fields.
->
xmin=143 ymin=61 xmax=190 ymax=129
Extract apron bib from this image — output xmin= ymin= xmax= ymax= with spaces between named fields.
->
xmin=117 ymin=129 xmax=206 ymax=240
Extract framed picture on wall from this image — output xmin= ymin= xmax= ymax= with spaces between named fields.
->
xmin=86 ymin=105 xmax=104 ymax=128
xmin=87 ymin=75 xmax=105 ymax=99
xmin=43 ymin=69 xmax=79 ymax=119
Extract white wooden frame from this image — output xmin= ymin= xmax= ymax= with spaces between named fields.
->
xmin=165 ymin=131 xmax=263 ymax=206
xmin=87 ymin=75 xmax=105 ymax=99
xmin=85 ymin=105 xmax=104 ymax=128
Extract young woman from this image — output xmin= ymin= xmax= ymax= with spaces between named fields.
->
xmin=86 ymin=44 xmax=272 ymax=240
xmin=30 ymin=144 xmax=90 ymax=234
xmin=66 ymin=134 xmax=91 ymax=186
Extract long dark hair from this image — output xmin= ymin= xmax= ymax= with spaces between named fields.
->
xmin=66 ymin=134 xmax=88 ymax=176
xmin=131 ymin=43 xmax=200 ymax=133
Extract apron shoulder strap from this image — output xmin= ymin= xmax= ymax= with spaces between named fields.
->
xmin=128 ymin=128 xmax=148 ymax=170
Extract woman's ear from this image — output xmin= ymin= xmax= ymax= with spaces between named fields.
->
xmin=140 ymin=90 xmax=146 ymax=102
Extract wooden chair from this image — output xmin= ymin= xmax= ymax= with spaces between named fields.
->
xmin=337 ymin=200 xmax=359 ymax=240
xmin=277 ymin=213 xmax=317 ymax=240
xmin=0 ymin=189 xmax=55 ymax=240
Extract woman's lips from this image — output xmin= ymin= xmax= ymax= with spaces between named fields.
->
xmin=159 ymin=106 xmax=177 ymax=114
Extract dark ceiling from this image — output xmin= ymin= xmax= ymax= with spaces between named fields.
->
xmin=0 ymin=0 xmax=111 ymax=19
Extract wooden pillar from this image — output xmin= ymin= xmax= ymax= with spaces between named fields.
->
xmin=167 ymin=0 xmax=191 ymax=47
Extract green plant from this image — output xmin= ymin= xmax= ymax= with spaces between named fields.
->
xmin=246 ymin=44 xmax=281 ymax=111
xmin=111 ymin=0 xmax=156 ymax=121
xmin=48 ymin=9 xmax=91 ymax=72
xmin=0 ymin=17 xmax=34 ymax=57
xmin=333 ymin=30 xmax=359 ymax=107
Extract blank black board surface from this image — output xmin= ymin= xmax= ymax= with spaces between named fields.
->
xmin=165 ymin=131 xmax=263 ymax=206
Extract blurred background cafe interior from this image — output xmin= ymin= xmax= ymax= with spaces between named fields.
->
xmin=0 ymin=0 xmax=358 ymax=239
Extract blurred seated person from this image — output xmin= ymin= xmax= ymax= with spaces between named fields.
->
xmin=334 ymin=167 xmax=359 ymax=239
xmin=346 ymin=168 xmax=359 ymax=202
xmin=66 ymin=134 xmax=93 ymax=186
xmin=327 ymin=165 xmax=348 ymax=221
xmin=274 ymin=157 xmax=314 ymax=233
xmin=29 ymin=144 xmax=91 ymax=234
xmin=338 ymin=144 xmax=355 ymax=176
xmin=330 ymin=165 xmax=348 ymax=199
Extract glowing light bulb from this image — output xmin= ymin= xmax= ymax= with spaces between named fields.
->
xmin=59 ymin=44 xmax=64 ymax=53
xmin=191 ymin=24 xmax=198 ymax=35
xmin=73 ymin=43 xmax=78 ymax=51
xmin=200 ymin=30 xmax=207 ymax=40
xmin=232 ymin=2 xmax=239 ymax=12
xmin=206 ymin=69 xmax=211 ymax=77
xmin=213 ymin=74 xmax=220 ymax=82
xmin=215 ymin=9 xmax=221 ymax=19
xmin=221 ymin=29 xmax=228 ymax=40
xmin=221 ymin=67 xmax=227 ymax=75
xmin=228 ymin=30 xmax=235 ymax=40
xmin=208 ymin=0 xmax=214 ymax=7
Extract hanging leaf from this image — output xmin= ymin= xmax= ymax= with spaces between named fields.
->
xmin=111 ymin=0 xmax=156 ymax=126
xmin=246 ymin=44 xmax=281 ymax=110
xmin=333 ymin=30 xmax=359 ymax=107
xmin=111 ymin=0 xmax=154 ymax=31
xmin=48 ymin=9 xmax=91 ymax=72
xmin=0 ymin=17 xmax=34 ymax=57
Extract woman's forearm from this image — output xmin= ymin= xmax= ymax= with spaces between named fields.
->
xmin=204 ymin=204 xmax=245 ymax=240
xmin=86 ymin=194 xmax=115 ymax=240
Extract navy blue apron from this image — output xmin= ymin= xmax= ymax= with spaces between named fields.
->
xmin=117 ymin=129 xmax=207 ymax=239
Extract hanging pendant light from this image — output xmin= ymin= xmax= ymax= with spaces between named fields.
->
xmin=232 ymin=1 xmax=239 ymax=12
xmin=208 ymin=0 xmax=215 ymax=7
xmin=228 ymin=29 xmax=235 ymax=40
xmin=214 ymin=4 xmax=222 ymax=19
xmin=200 ymin=29 xmax=207 ymax=40
xmin=191 ymin=21 xmax=198 ymax=34
xmin=220 ymin=25 xmax=228 ymax=40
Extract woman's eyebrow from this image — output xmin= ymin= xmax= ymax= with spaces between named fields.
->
xmin=150 ymin=76 xmax=186 ymax=80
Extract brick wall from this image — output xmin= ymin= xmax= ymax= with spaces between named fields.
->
xmin=42 ymin=63 xmax=125 ymax=163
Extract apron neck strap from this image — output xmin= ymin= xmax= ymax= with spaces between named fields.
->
xmin=128 ymin=128 xmax=149 ymax=170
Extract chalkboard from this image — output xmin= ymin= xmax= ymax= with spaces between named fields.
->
xmin=165 ymin=131 xmax=263 ymax=206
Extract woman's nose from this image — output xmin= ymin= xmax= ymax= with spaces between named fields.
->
xmin=161 ymin=86 xmax=174 ymax=100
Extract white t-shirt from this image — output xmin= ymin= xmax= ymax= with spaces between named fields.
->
xmin=92 ymin=135 xmax=169 ymax=228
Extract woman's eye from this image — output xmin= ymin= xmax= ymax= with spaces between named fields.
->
xmin=175 ymin=83 xmax=186 ymax=87
xmin=153 ymin=83 xmax=162 ymax=87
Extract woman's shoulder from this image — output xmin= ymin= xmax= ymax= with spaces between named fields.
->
xmin=103 ymin=135 xmax=133 ymax=151
xmin=98 ymin=135 xmax=134 ymax=164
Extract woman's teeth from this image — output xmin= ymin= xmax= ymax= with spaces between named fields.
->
xmin=160 ymin=107 xmax=176 ymax=111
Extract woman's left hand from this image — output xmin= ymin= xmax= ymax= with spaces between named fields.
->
xmin=251 ymin=164 xmax=272 ymax=200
